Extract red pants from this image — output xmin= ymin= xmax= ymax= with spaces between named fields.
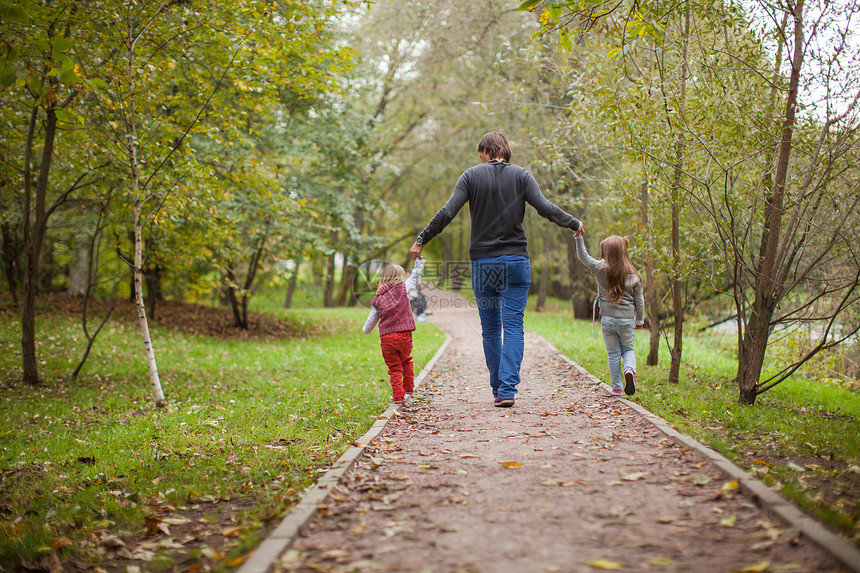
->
xmin=380 ymin=331 xmax=414 ymax=401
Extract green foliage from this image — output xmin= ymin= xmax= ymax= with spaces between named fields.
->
xmin=0 ymin=304 xmax=444 ymax=567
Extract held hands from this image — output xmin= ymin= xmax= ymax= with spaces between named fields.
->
xmin=635 ymin=323 xmax=644 ymax=330
xmin=574 ymin=221 xmax=585 ymax=238
xmin=409 ymin=241 xmax=424 ymax=260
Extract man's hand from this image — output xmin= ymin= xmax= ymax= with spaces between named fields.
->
xmin=409 ymin=242 xmax=424 ymax=260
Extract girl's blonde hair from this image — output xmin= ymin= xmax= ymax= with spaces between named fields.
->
xmin=599 ymin=236 xmax=643 ymax=304
xmin=378 ymin=264 xmax=407 ymax=290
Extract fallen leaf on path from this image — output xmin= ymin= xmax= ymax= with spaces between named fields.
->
xmin=460 ymin=454 xmax=478 ymax=458
xmin=587 ymin=559 xmax=623 ymax=570
xmin=649 ymin=557 xmax=674 ymax=565
xmin=721 ymin=515 xmax=737 ymax=527
xmin=501 ymin=461 xmax=522 ymax=468
xmin=621 ymin=472 xmax=648 ymax=481
xmin=99 ymin=535 xmax=126 ymax=549
xmin=722 ymin=480 xmax=739 ymax=491
xmin=161 ymin=517 xmax=191 ymax=526
xmin=693 ymin=475 xmax=712 ymax=485
xmin=131 ymin=548 xmax=155 ymax=561
xmin=221 ymin=526 xmax=242 ymax=537
xmin=732 ymin=561 xmax=770 ymax=573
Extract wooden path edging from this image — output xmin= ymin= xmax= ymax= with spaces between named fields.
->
xmin=236 ymin=335 xmax=451 ymax=573
xmin=551 ymin=344 xmax=860 ymax=573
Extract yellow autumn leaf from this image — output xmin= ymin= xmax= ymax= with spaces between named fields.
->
xmin=501 ymin=461 xmax=522 ymax=468
xmin=734 ymin=561 xmax=770 ymax=573
xmin=721 ymin=515 xmax=737 ymax=527
xmin=722 ymin=480 xmax=739 ymax=491
xmin=587 ymin=559 xmax=623 ymax=570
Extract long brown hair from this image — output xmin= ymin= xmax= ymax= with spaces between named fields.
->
xmin=599 ymin=236 xmax=642 ymax=304
xmin=377 ymin=264 xmax=406 ymax=291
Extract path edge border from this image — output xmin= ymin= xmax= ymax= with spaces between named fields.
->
xmin=547 ymin=341 xmax=860 ymax=573
xmin=236 ymin=335 xmax=451 ymax=573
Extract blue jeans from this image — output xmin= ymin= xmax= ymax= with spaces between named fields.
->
xmin=471 ymin=255 xmax=531 ymax=399
xmin=601 ymin=316 xmax=637 ymax=391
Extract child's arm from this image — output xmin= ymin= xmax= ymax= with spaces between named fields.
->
xmin=575 ymin=235 xmax=603 ymax=272
xmin=362 ymin=305 xmax=379 ymax=334
xmin=404 ymin=258 xmax=426 ymax=292
xmin=633 ymin=280 xmax=645 ymax=327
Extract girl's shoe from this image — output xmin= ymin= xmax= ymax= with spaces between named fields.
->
xmin=623 ymin=368 xmax=636 ymax=396
xmin=610 ymin=388 xmax=623 ymax=396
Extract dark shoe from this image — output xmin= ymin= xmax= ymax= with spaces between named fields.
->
xmin=623 ymin=368 xmax=636 ymax=396
xmin=495 ymin=397 xmax=515 ymax=408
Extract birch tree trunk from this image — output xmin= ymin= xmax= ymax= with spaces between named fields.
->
xmin=128 ymin=13 xmax=165 ymax=407
xmin=639 ymin=179 xmax=660 ymax=366
xmin=667 ymin=3 xmax=690 ymax=384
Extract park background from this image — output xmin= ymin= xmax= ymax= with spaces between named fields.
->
xmin=0 ymin=0 xmax=858 ymax=570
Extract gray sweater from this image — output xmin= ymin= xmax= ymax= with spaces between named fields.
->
xmin=417 ymin=161 xmax=581 ymax=260
xmin=575 ymin=236 xmax=644 ymax=324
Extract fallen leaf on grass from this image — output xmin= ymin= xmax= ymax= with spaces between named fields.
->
xmin=221 ymin=526 xmax=242 ymax=537
xmin=787 ymin=461 xmax=805 ymax=472
xmin=501 ymin=461 xmax=522 ymax=468
xmin=587 ymin=558 xmax=623 ymax=570
xmin=51 ymin=536 xmax=73 ymax=550
xmin=732 ymin=561 xmax=770 ymax=573
xmin=621 ymin=472 xmax=648 ymax=481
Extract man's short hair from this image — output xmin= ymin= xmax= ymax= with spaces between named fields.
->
xmin=477 ymin=132 xmax=511 ymax=162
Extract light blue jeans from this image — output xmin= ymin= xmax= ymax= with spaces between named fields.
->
xmin=471 ymin=255 xmax=531 ymax=399
xmin=601 ymin=316 xmax=637 ymax=391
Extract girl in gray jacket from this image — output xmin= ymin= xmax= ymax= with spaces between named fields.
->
xmin=575 ymin=230 xmax=644 ymax=395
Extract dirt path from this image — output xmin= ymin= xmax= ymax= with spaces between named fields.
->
xmin=284 ymin=289 xmax=845 ymax=573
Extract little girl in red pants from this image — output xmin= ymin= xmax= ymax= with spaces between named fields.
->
xmin=362 ymin=258 xmax=426 ymax=404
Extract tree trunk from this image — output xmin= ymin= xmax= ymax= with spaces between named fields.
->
xmin=536 ymin=229 xmax=551 ymax=312
xmin=128 ymin=17 xmax=165 ymax=407
xmin=224 ymin=267 xmax=245 ymax=328
xmin=640 ymin=180 xmax=660 ymax=366
xmin=283 ymin=258 xmax=301 ymax=309
xmin=324 ymin=252 xmax=336 ymax=308
xmin=736 ymin=2 xmax=805 ymax=405
xmin=334 ymin=255 xmax=352 ymax=306
xmin=22 ymin=99 xmax=58 ymax=385
xmin=67 ymin=238 xmax=90 ymax=297
xmin=2 ymin=221 xmax=20 ymax=304
xmin=566 ymin=234 xmax=591 ymax=319
xmin=667 ymin=4 xmax=690 ymax=385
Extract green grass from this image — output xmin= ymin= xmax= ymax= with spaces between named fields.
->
xmin=0 ymin=301 xmax=443 ymax=569
xmin=524 ymin=303 xmax=860 ymax=542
